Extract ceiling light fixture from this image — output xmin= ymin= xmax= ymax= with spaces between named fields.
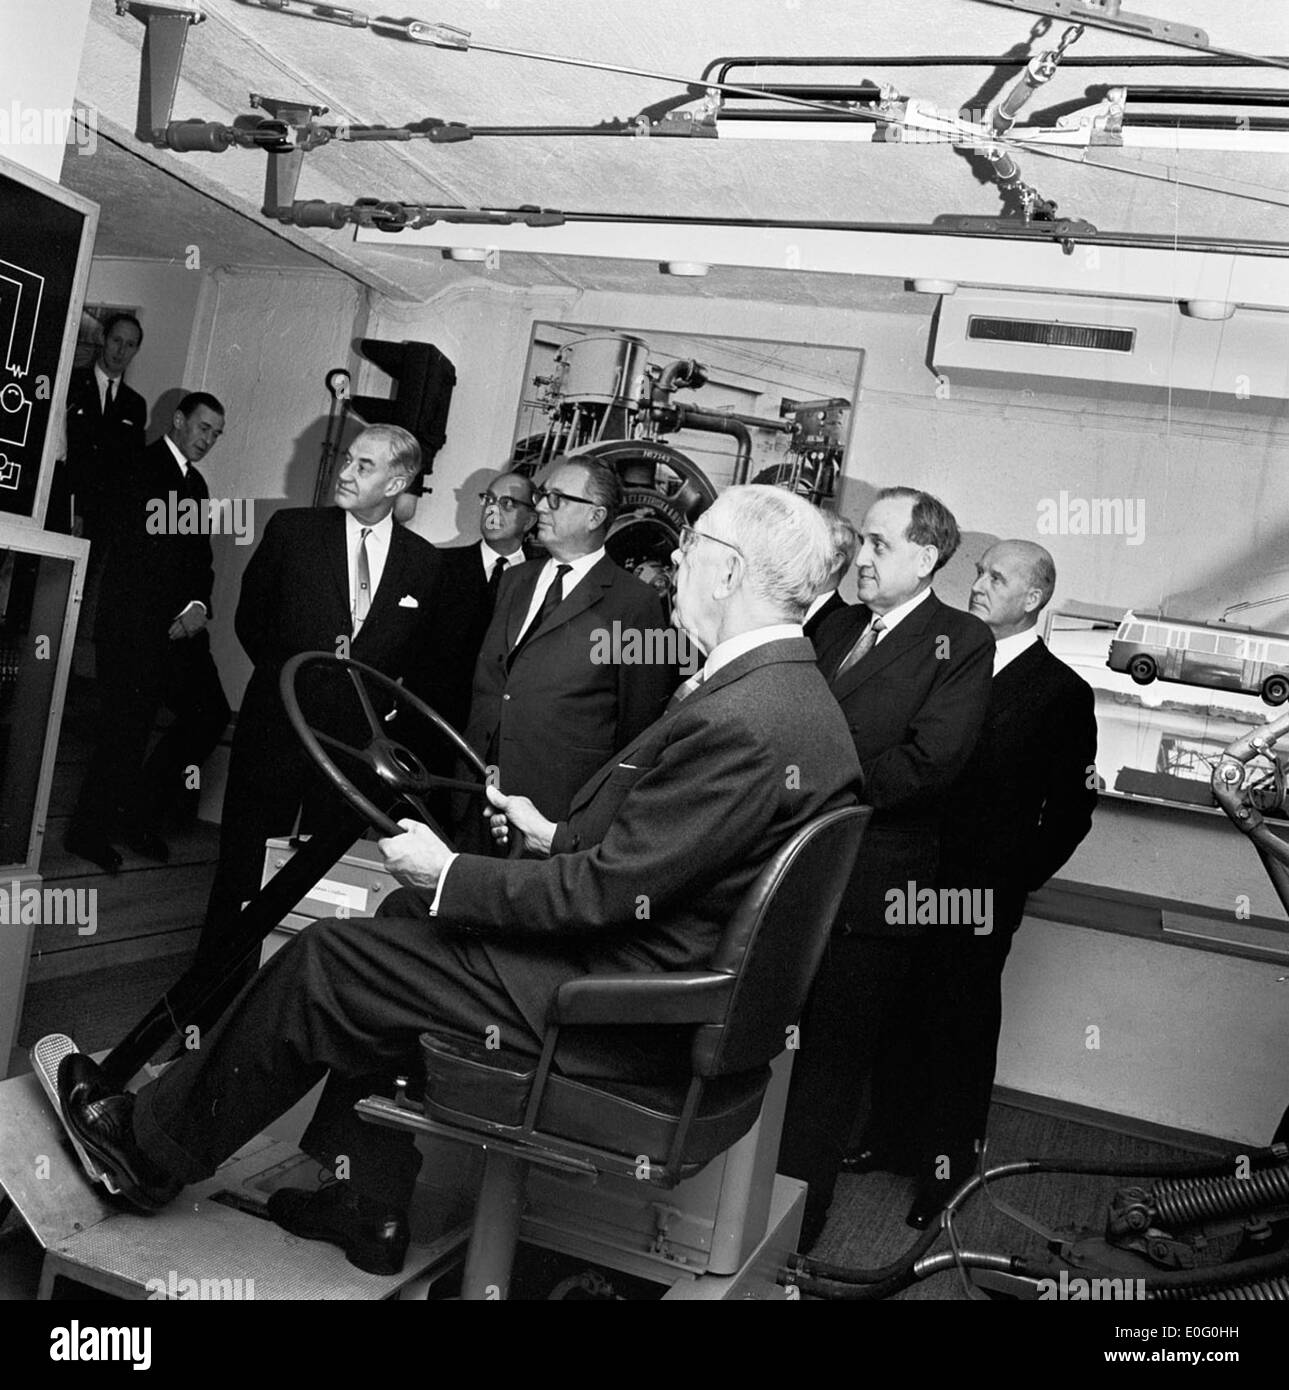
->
xmin=443 ymin=247 xmax=494 ymax=263
xmin=912 ymin=278 xmax=959 ymax=295
xmin=660 ymin=261 xmax=710 ymax=277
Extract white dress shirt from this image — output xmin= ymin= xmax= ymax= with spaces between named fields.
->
xmin=162 ymin=434 xmax=190 ymax=479
xmin=868 ymin=584 xmax=934 ymax=642
xmin=479 ymin=540 xmax=520 ymax=582
xmin=94 ymin=363 xmax=122 ymax=413
xmin=992 ymin=626 xmax=1040 ymax=676
xmin=515 ymin=547 xmax=605 ymax=642
xmin=346 ymin=511 xmax=393 ymax=622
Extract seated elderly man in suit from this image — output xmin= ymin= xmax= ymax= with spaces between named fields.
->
xmin=458 ymin=451 xmax=675 ymax=846
xmin=57 ymin=485 xmax=860 ymax=1276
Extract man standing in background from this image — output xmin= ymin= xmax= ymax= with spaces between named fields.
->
xmin=65 ymin=393 xmax=231 ymax=875
xmin=890 ymin=539 xmax=1098 ymax=1227
xmin=432 ymin=470 xmax=537 ymax=733
xmin=460 ymin=453 xmax=675 ymax=845
xmin=778 ymin=486 xmax=993 ymax=1249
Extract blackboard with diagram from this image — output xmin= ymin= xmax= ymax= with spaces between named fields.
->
xmin=0 ymin=152 xmax=96 ymax=528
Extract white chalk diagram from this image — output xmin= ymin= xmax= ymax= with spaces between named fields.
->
xmin=0 ymin=256 xmax=46 ymax=476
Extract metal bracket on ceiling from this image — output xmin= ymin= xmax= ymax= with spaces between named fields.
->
xmin=263 ymin=198 xmax=566 ymax=231
xmin=116 ymin=0 xmax=206 ymax=144
xmin=931 ymin=213 xmax=1099 ymax=254
xmin=973 ymin=1 xmax=1209 ymax=51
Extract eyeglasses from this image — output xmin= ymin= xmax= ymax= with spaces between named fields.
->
xmin=677 ymin=524 xmax=745 ymax=561
xmin=533 ymin=486 xmax=599 ymax=512
xmin=479 ymin=491 xmax=535 ymax=514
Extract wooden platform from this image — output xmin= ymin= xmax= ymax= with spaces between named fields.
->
xmin=11 ymin=681 xmax=221 ymax=1071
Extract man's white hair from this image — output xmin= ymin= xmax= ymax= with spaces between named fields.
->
xmin=706 ymin=485 xmax=834 ymax=620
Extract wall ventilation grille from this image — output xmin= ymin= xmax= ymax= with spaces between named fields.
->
xmin=966 ymin=317 xmax=1137 ymax=354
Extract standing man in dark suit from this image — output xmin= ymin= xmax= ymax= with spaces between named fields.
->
xmin=58 ymin=486 xmax=860 ymax=1276
xmin=893 ymin=539 xmax=1097 ymax=1226
xmin=461 ymin=453 xmax=675 ymax=840
xmin=803 ymin=512 xmax=857 ymax=642
xmin=50 ymin=313 xmax=147 ymax=539
xmin=65 ymin=393 xmax=231 ymax=874
xmin=200 ymin=425 xmax=446 ymax=957
xmin=430 ymin=470 xmax=536 ymax=733
xmin=778 ymin=486 xmax=994 ymax=1248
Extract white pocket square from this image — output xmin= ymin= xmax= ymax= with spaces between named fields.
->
xmin=398 ymin=595 xmax=419 ymax=608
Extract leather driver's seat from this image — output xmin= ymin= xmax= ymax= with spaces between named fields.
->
xmin=358 ymin=802 xmax=871 ymax=1297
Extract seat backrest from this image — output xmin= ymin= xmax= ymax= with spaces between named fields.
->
xmin=692 ymin=803 xmax=871 ymax=1077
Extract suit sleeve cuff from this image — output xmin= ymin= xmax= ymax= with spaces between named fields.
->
xmin=549 ymin=821 xmax=576 ymax=855
xmin=426 ymin=853 xmax=459 ymax=916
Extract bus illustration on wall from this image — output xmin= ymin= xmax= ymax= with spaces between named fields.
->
xmin=1108 ymin=612 xmax=1289 ymax=706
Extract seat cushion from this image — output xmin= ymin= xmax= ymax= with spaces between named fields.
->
xmin=420 ymin=1032 xmax=769 ymax=1173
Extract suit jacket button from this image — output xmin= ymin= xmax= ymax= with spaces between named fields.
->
xmin=502 ymin=693 xmax=511 ymax=701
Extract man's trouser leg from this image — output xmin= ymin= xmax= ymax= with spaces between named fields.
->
xmin=134 ymin=908 xmax=540 ymax=1210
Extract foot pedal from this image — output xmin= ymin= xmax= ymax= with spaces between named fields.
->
xmin=29 ymin=1034 xmax=121 ymax=1196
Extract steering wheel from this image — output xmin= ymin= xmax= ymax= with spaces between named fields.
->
xmin=280 ymin=652 xmax=493 ymax=843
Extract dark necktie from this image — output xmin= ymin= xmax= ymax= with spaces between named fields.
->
xmin=352 ymin=527 xmax=373 ymax=636
xmin=511 ymin=563 xmax=570 ymax=658
xmin=834 ymin=615 xmax=885 ymax=679
xmin=104 ymin=379 xmax=115 ymax=415
xmin=486 ymin=556 xmax=507 ymax=612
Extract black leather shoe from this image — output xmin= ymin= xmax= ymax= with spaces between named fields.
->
xmin=64 ymin=829 xmax=123 ymax=875
xmin=267 ymin=1182 xmax=410 ymax=1276
xmin=56 ymin=1053 xmax=181 ymax=1212
xmin=123 ymin=828 xmax=169 ymax=862
xmin=840 ymin=1147 xmax=911 ymax=1176
xmin=905 ymin=1183 xmax=951 ymax=1231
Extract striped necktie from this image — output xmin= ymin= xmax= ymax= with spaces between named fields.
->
xmin=666 ymin=670 xmax=706 ymax=713
xmin=834 ymin=616 xmax=885 ymax=679
xmin=352 ymin=527 xmax=373 ymax=636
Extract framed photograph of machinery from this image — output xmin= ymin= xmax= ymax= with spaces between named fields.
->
xmin=0 ymin=151 xmax=98 ymax=530
xmin=1045 ymin=603 xmax=1289 ymax=820
xmin=509 ymin=323 xmax=864 ymax=591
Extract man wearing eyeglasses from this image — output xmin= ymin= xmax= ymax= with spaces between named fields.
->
xmin=461 ymin=453 xmax=676 ymax=841
xmin=430 ymin=470 xmax=537 ymax=733
xmin=56 ymin=486 xmax=860 ymax=1276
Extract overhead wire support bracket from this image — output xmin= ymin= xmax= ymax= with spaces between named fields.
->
xmin=972 ymin=0 xmax=1289 ymax=71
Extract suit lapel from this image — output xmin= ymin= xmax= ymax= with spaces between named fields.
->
xmin=504 ymin=562 xmax=544 ymax=651
xmin=830 ymin=592 xmax=943 ymax=699
xmin=525 ymin=554 xmax=614 ymax=647
xmin=356 ymin=521 xmax=411 ymax=647
xmin=564 ymin=638 xmax=815 ymax=816
xmin=327 ymin=507 xmax=353 ymax=628
xmin=991 ymin=639 xmax=1049 ymax=722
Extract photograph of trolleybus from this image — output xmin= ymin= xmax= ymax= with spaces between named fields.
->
xmin=1108 ymin=611 xmax=1289 ymax=707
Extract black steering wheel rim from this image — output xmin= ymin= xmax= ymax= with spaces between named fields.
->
xmin=280 ymin=652 xmax=489 ymax=839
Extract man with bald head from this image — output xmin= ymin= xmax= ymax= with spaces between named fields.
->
xmin=895 ymin=538 xmax=1098 ymax=1226
xmin=431 ymin=469 xmax=537 ymax=733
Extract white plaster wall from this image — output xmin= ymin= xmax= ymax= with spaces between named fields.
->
xmin=181 ymin=267 xmax=365 ymax=716
xmin=363 ymin=278 xmax=1289 ymax=1138
xmin=84 ymin=258 xmax=204 ymax=436
xmin=999 ymin=919 xmax=1289 ymax=1144
xmin=0 ymin=0 xmax=93 ymax=182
